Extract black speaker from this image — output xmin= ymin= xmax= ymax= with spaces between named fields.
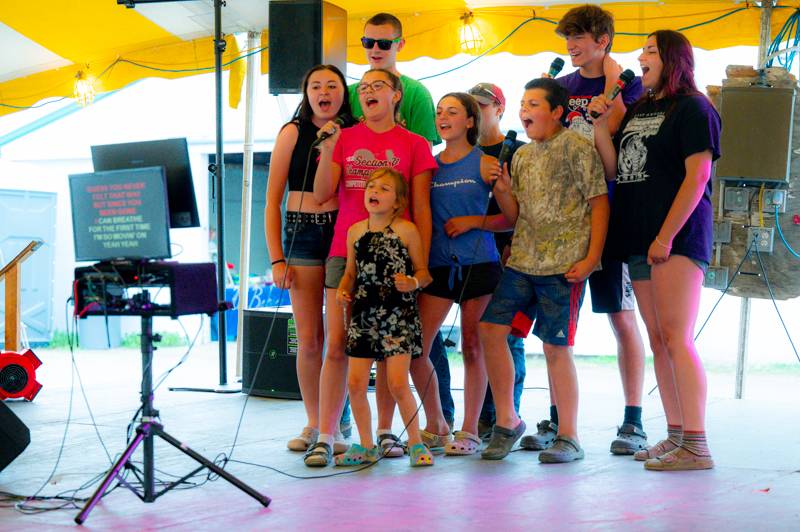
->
xmin=242 ymin=308 xmax=302 ymax=399
xmin=0 ymin=401 xmax=30 ymax=473
xmin=268 ymin=0 xmax=347 ymax=94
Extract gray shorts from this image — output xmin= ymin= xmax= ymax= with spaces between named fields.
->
xmin=627 ymin=254 xmax=709 ymax=282
xmin=324 ymin=256 xmax=347 ymax=289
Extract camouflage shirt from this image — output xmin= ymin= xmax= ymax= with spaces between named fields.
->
xmin=507 ymin=128 xmax=607 ymax=276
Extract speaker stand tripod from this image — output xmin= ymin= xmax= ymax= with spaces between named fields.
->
xmin=75 ymin=291 xmax=270 ymax=524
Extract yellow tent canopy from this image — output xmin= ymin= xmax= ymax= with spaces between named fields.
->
xmin=0 ymin=1 xmax=798 ymax=117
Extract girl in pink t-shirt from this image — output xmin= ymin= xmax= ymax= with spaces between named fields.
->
xmin=304 ymin=69 xmax=436 ymax=467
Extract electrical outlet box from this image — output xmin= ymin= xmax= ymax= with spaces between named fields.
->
xmin=713 ymin=220 xmax=732 ymax=243
xmin=724 ymin=188 xmax=749 ymax=211
xmin=704 ymin=266 xmax=729 ymax=290
xmin=747 ymin=226 xmax=774 ymax=253
xmin=762 ymin=189 xmax=787 ymax=212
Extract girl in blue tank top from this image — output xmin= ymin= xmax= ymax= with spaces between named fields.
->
xmin=420 ymin=92 xmax=507 ymax=456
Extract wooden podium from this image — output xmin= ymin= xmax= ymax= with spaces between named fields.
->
xmin=0 ymin=240 xmax=42 ymax=351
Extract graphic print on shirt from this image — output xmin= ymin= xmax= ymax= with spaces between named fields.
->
xmin=344 ymin=149 xmax=400 ymax=189
xmin=617 ymin=112 xmax=665 ymax=184
xmin=565 ymin=95 xmax=595 ymax=141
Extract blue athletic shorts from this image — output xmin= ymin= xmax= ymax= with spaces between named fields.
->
xmin=480 ymin=267 xmax=586 ymax=346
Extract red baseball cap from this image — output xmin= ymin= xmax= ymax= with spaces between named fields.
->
xmin=468 ymin=82 xmax=506 ymax=107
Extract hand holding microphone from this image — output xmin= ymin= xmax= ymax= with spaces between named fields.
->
xmin=541 ymin=57 xmax=565 ymax=79
xmin=312 ymin=117 xmax=344 ymax=147
xmin=488 ymin=130 xmax=517 ymax=192
xmin=589 ymin=69 xmax=635 ymax=119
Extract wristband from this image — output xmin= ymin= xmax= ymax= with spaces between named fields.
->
xmin=654 ymin=236 xmax=671 ymax=249
xmin=412 ymin=276 xmax=420 ymax=290
xmin=271 ymin=258 xmax=286 ymax=266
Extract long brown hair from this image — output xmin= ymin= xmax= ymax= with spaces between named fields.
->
xmin=649 ymin=30 xmax=700 ymax=99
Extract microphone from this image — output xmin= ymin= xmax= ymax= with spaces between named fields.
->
xmin=589 ymin=69 xmax=636 ymax=119
xmin=497 ymin=130 xmax=517 ymax=169
xmin=312 ymin=117 xmax=344 ymax=146
xmin=548 ymin=57 xmax=565 ymax=78
xmin=491 ymin=131 xmax=517 ymax=190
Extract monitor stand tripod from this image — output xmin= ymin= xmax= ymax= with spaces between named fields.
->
xmin=75 ymin=291 xmax=270 ymax=524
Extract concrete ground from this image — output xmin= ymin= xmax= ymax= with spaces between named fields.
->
xmin=1 ymin=341 xmax=798 ymax=530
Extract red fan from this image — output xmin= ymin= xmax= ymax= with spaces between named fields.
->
xmin=0 ymin=349 xmax=42 ymax=401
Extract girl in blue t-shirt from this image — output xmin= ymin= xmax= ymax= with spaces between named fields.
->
xmin=422 ymin=92 xmax=506 ymax=455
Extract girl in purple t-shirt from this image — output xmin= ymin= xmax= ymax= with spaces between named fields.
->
xmin=305 ymin=68 xmax=437 ymax=466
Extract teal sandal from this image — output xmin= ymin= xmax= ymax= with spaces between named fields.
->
xmin=334 ymin=443 xmax=379 ymax=466
xmin=408 ymin=443 xmax=434 ymax=467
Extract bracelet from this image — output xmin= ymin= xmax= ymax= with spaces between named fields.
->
xmin=412 ymin=276 xmax=420 ymax=290
xmin=271 ymin=258 xmax=286 ymax=266
xmin=654 ymin=236 xmax=672 ymax=249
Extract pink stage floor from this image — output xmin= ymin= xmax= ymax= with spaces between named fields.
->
xmin=1 ymin=343 xmax=798 ymax=530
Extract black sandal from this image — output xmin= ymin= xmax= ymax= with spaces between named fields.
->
xmin=304 ymin=441 xmax=332 ymax=467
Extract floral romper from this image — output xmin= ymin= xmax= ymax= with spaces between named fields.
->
xmin=346 ymin=222 xmax=422 ymax=360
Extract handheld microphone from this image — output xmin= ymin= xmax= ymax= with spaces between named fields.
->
xmin=497 ymin=130 xmax=517 ymax=169
xmin=589 ymin=69 xmax=635 ymax=119
xmin=491 ymin=131 xmax=517 ymax=190
xmin=548 ymin=57 xmax=565 ymax=78
xmin=312 ymin=117 xmax=344 ymax=146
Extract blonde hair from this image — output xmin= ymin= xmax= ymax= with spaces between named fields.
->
xmin=367 ymin=168 xmax=408 ymax=213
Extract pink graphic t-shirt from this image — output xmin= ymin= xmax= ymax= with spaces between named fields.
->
xmin=327 ymin=122 xmax=437 ymax=258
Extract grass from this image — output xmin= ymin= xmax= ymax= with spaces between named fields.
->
xmin=121 ymin=332 xmax=187 ymax=348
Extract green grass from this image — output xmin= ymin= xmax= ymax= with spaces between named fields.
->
xmin=121 ymin=332 xmax=187 ymax=348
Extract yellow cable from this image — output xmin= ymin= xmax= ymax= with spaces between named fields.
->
xmin=758 ymin=184 xmax=765 ymax=227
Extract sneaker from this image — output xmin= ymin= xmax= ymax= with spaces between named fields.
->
xmin=520 ymin=419 xmax=558 ymax=450
xmin=287 ymin=426 xmax=319 ymax=452
xmin=481 ymin=420 xmax=526 ymax=460
xmin=644 ymin=446 xmax=714 ymax=471
xmin=634 ymin=438 xmax=679 ymax=461
xmin=539 ymin=436 xmax=585 ymax=463
xmin=610 ymin=423 xmax=648 ymax=455
xmin=333 ymin=430 xmax=349 ymax=455
xmin=378 ymin=432 xmax=405 ymax=458
xmin=339 ymin=421 xmax=353 ymax=439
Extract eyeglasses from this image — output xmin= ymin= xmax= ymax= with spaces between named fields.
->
xmin=356 ymin=80 xmax=390 ymax=94
xmin=360 ymin=36 xmax=402 ymax=51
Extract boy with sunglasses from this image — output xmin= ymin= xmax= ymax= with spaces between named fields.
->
xmin=522 ymin=4 xmax=648 ymax=457
xmin=349 ymin=12 xmax=440 ymax=146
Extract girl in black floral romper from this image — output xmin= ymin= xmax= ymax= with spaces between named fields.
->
xmin=335 ymin=168 xmax=434 ymax=467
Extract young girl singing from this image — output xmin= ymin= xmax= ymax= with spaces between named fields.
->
xmin=305 ymin=68 xmax=436 ymax=467
xmin=335 ymin=168 xmax=433 ymax=467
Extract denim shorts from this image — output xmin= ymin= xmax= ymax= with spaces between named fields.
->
xmin=282 ymin=211 xmax=336 ymax=267
xmin=481 ymin=267 xmax=586 ymax=347
xmin=627 ymin=254 xmax=710 ymax=282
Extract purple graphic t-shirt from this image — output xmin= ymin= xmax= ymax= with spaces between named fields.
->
xmin=557 ymin=70 xmax=643 ymax=141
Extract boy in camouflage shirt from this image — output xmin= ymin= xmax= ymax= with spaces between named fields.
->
xmin=478 ymin=78 xmax=608 ymax=463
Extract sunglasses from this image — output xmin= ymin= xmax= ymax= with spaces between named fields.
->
xmin=360 ymin=36 xmax=402 ymax=51
xmin=468 ymin=86 xmax=500 ymax=106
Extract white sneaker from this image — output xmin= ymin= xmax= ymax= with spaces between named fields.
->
xmin=333 ymin=430 xmax=349 ymax=455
